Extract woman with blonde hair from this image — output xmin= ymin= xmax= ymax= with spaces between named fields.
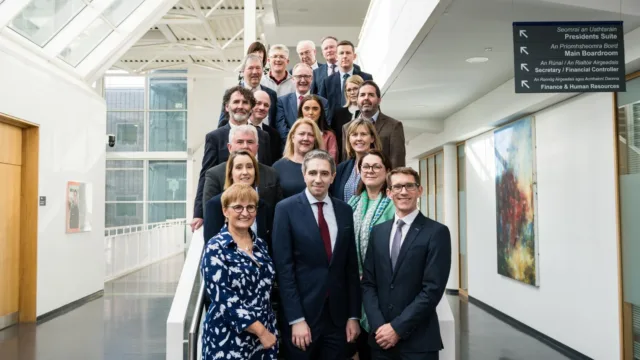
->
xmin=331 ymin=74 xmax=365 ymax=162
xmin=204 ymin=150 xmax=273 ymax=251
xmin=272 ymin=118 xmax=324 ymax=198
xmin=200 ymin=183 xmax=278 ymax=360
xmin=331 ymin=119 xmax=382 ymax=202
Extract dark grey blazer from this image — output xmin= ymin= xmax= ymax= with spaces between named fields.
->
xmin=361 ymin=212 xmax=451 ymax=354
xmin=202 ymin=162 xmax=282 ymax=215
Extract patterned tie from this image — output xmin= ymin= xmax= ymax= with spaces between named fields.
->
xmin=330 ymin=64 xmax=337 ymax=75
xmin=390 ymin=219 xmax=405 ymax=270
xmin=298 ymin=95 xmax=304 ymax=103
xmin=316 ymin=202 xmax=332 ymax=261
xmin=341 ymin=73 xmax=350 ymax=105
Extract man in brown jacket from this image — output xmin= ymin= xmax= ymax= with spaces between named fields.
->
xmin=342 ymin=80 xmax=406 ymax=168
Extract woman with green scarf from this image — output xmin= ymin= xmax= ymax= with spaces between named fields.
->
xmin=347 ymin=149 xmax=395 ymax=360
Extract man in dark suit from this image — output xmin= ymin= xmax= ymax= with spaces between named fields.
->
xmin=318 ymin=40 xmax=372 ymax=119
xmin=202 ymin=124 xmax=282 ymax=210
xmin=191 ymin=86 xmax=272 ymax=231
xmin=272 ymin=149 xmax=361 ymax=360
xmin=362 ymin=167 xmax=451 ymax=360
xmin=250 ymin=90 xmax=282 ymax=163
xmin=217 ymin=54 xmax=278 ymax=127
xmin=276 ymin=63 xmax=330 ymax=144
xmin=342 ymin=80 xmax=406 ymax=168
xmin=311 ymin=36 xmax=362 ymax=94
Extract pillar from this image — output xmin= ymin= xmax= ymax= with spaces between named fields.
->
xmin=443 ymin=144 xmax=460 ymax=290
xmin=244 ymin=0 xmax=256 ymax=52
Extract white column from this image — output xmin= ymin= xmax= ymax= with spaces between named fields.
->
xmin=443 ymin=144 xmax=459 ymax=290
xmin=244 ymin=0 xmax=257 ymax=52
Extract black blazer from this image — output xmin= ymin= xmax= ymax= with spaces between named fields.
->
xmin=261 ymin=123 xmax=282 ymax=164
xmin=319 ymin=68 xmax=372 ymax=119
xmin=203 ymin=195 xmax=273 ymax=250
xmin=331 ymin=107 xmax=359 ymax=163
xmin=330 ymin=158 xmax=356 ymax=202
xmin=272 ymin=191 xmax=360 ymax=329
xmin=193 ymin=125 xmax=272 ymax=219
xmin=202 ymin=162 xmax=282 ymax=212
xmin=361 ymin=212 xmax=451 ymax=353
xmin=217 ymin=84 xmax=278 ymax=127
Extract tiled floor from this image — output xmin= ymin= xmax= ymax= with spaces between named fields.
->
xmin=0 ymin=255 xmax=573 ymax=360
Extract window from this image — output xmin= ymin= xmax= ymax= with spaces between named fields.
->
xmin=58 ymin=0 xmax=145 ymax=66
xmin=148 ymin=161 xmax=187 ymax=223
xmin=419 ymin=151 xmax=444 ymax=220
xmin=149 ymin=78 xmax=188 ymax=151
xmin=457 ymin=144 xmax=468 ymax=293
xmin=105 ymin=75 xmax=144 ymax=152
xmin=105 ymin=160 xmax=144 ymax=227
xmin=435 ymin=152 xmax=444 ymax=222
xmin=9 ymin=0 xmax=88 ymax=47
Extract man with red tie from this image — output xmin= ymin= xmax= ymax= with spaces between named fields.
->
xmin=272 ymin=149 xmax=361 ymax=359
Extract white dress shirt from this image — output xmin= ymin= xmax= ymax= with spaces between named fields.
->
xmin=304 ymin=189 xmax=337 ymax=251
xmin=339 ymin=68 xmax=354 ymax=91
xmin=389 ymin=208 xmax=420 ymax=254
xmin=310 ymin=61 xmax=319 ymax=70
xmin=327 ymin=62 xmax=338 ymax=76
xmin=296 ymin=91 xmax=311 ymax=109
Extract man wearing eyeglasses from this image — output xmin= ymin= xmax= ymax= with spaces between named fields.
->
xmin=275 ymin=63 xmax=330 ymax=144
xmin=361 ymin=167 xmax=451 ymax=360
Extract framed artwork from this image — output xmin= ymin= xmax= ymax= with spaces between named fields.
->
xmin=494 ymin=117 xmax=539 ymax=286
xmin=66 ymin=181 xmax=92 ymax=233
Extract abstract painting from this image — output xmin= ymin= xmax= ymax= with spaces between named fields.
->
xmin=494 ymin=117 xmax=538 ymax=286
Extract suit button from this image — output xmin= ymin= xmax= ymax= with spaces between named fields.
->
xmin=388 ymin=304 xmax=393 ymax=310
xmin=390 ymin=284 xmax=394 ymax=290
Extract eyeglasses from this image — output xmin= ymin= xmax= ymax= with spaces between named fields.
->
xmin=389 ymin=183 xmax=419 ymax=193
xmin=294 ymin=75 xmax=312 ymax=80
xmin=361 ymin=164 xmax=384 ymax=172
xmin=227 ymin=204 xmax=257 ymax=213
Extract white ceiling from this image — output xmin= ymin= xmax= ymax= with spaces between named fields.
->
xmin=381 ymin=0 xmax=640 ymax=137
xmin=273 ymin=0 xmax=371 ymax=27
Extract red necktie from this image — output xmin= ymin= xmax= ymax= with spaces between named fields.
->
xmin=316 ymin=202 xmax=332 ymax=262
xmin=298 ymin=95 xmax=304 ymax=103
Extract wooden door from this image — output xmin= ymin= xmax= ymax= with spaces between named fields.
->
xmin=0 ymin=122 xmax=22 ymax=330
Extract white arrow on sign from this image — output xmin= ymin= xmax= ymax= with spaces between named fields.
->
xmin=521 ymin=80 xmax=530 ymax=89
xmin=520 ymin=46 xmax=529 ymax=55
xmin=519 ymin=29 xmax=528 ymax=38
xmin=520 ymin=63 xmax=529 ymax=72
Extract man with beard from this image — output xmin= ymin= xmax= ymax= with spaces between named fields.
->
xmin=342 ymin=80 xmax=406 ymax=168
xmin=217 ymin=54 xmax=278 ymax=127
xmin=276 ymin=63 xmax=330 ymax=145
xmin=191 ymin=86 xmax=273 ymax=231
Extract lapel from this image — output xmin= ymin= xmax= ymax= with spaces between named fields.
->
xmin=379 ymin=220 xmax=395 ymax=278
xmin=391 ymin=213 xmax=426 ymax=280
xmin=374 ymin=112 xmax=388 ymax=136
xmin=329 ymin=196 xmax=344 ymax=266
xmin=288 ymin=93 xmax=298 ymax=123
xmin=296 ymin=192 xmax=330 ymax=265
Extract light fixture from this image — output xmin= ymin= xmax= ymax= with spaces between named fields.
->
xmin=466 ymin=57 xmax=489 ymax=63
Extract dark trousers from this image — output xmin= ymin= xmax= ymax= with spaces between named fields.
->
xmin=372 ymin=349 xmax=439 ymax=360
xmin=281 ymin=302 xmax=347 ymax=360
xmin=346 ymin=329 xmax=372 ymax=359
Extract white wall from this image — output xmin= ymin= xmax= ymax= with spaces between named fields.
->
xmin=465 ymin=93 xmax=620 ymax=360
xmin=0 ymin=41 xmax=106 ymax=316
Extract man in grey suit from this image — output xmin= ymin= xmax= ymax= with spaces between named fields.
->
xmin=362 ymin=167 xmax=451 ymax=360
xmin=202 ymin=124 xmax=282 ymax=214
xmin=342 ymin=80 xmax=406 ymax=168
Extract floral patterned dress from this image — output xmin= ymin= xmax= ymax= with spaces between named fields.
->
xmin=200 ymin=225 xmax=278 ymax=360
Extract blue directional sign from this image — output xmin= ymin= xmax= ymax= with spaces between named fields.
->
xmin=513 ymin=21 xmax=626 ymax=93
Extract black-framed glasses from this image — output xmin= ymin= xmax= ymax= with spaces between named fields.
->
xmin=389 ymin=183 xmax=419 ymax=193
xmin=227 ymin=204 xmax=257 ymax=213
xmin=361 ymin=164 xmax=384 ymax=172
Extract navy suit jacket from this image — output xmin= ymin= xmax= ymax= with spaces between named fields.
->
xmin=275 ymin=93 xmax=330 ymax=145
xmin=330 ymin=158 xmax=356 ymax=202
xmin=319 ymin=68 xmax=372 ymax=120
xmin=311 ymin=63 xmax=361 ymax=95
xmin=193 ymin=124 xmax=271 ymax=219
xmin=217 ymin=84 xmax=278 ymax=127
xmin=272 ymin=191 xmax=360 ymax=329
xmin=362 ymin=212 xmax=452 ymax=353
xmin=204 ymin=195 xmax=273 ymax=251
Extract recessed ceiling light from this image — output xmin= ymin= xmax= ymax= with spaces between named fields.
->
xmin=466 ymin=57 xmax=489 ymax=63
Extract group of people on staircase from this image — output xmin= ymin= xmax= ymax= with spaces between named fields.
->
xmin=193 ymin=36 xmax=452 ymax=360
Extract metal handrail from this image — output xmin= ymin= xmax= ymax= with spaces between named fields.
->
xmin=188 ymin=281 xmax=206 ymax=360
xmin=104 ymin=218 xmax=186 ymax=237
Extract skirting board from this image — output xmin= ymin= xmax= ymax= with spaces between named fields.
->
xmin=467 ymin=295 xmax=592 ymax=360
xmin=445 ymin=289 xmax=459 ymax=295
xmin=36 ymin=290 xmax=104 ymax=325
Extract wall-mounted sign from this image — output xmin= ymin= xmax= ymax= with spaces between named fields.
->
xmin=39 ymin=196 xmax=46 ymax=206
xmin=513 ymin=21 xmax=626 ymax=93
